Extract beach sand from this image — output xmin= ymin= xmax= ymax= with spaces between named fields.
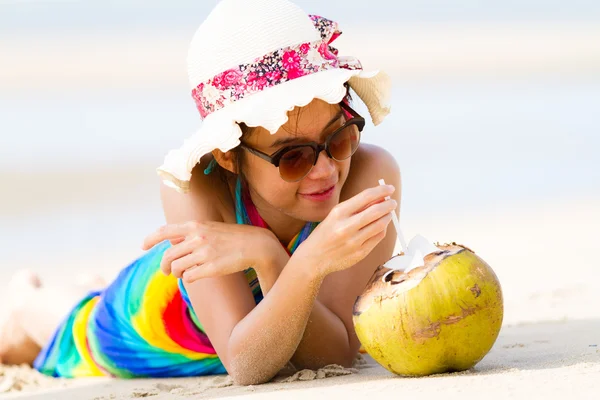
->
xmin=2 ymin=320 xmax=598 ymax=399
xmin=1 ymin=195 xmax=599 ymax=399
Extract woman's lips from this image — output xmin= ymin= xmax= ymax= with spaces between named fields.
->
xmin=299 ymin=184 xmax=336 ymax=202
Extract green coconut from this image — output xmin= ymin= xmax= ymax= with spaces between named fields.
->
xmin=353 ymin=243 xmax=503 ymax=376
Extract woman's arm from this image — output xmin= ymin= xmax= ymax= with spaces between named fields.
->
xmin=159 ymin=173 xmax=323 ymax=383
xmin=235 ymin=248 xmax=356 ymax=370
xmin=185 ymin=251 xmax=325 ymax=385
xmin=156 ymin=155 xmax=398 ymax=384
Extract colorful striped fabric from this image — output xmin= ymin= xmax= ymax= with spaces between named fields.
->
xmin=34 ymin=178 xmax=318 ymax=378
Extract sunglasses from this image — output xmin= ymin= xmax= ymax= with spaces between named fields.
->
xmin=240 ymin=102 xmax=365 ymax=182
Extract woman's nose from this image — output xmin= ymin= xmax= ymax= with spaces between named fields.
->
xmin=307 ymin=150 xmax=336 ymax=179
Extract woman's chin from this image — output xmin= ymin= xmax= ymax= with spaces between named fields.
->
xmin=299 ymin=198 xmax=339 ymax=222
xmin=305 ymin=210 xmax=330 ymax=222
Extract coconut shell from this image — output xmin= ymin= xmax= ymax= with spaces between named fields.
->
xmin=353 ymin=244 xmax=503 ymax=376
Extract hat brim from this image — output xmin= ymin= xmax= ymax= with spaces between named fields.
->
xmin=158 ymin=67 xmax=392 ymax=193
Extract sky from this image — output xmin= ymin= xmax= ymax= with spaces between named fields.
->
xmin=1 ymin=0 xmax=599 ymax=35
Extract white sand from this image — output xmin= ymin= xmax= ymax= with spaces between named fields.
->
xmin=1 ymin=196 xmax=599 ymax=399
xmin=3 ymin=321 xmax=598 ymax=399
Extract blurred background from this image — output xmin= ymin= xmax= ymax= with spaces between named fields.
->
xmin=1 ymin=1 xmax=599 ymax=324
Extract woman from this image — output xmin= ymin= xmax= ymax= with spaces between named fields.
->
xmin=0 ymin=0 xmax=400 ymax=385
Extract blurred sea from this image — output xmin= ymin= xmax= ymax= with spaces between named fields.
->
xmin=0 ymin=0 xmax=599 ymax=287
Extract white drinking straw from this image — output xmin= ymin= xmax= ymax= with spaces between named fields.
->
xmin=378 ymin=178 xmax=408 ymax=254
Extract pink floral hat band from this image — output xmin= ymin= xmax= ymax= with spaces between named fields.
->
xmin=191 ymin=15 xmax=363 ymax=119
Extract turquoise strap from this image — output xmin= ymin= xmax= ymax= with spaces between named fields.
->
xmin=203 ymin=159 xmax=218 ymax=175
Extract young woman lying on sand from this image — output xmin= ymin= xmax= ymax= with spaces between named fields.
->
xmin=0 ymin=0 xmax=399 ymax=385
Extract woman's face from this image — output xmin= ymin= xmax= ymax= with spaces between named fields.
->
xmin=241 ymin=99 xmax=352 ymax=223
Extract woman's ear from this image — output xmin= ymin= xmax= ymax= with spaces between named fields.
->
xmin=212 ymin=149 xmax=238 ymax=174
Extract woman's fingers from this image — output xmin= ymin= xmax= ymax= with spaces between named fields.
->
xmin=354 ymin=197 xmax=385 ymax=215
xmin=356 ymin=211 xmax=392 ymax=243
xmin=142 ymin=221 xmax=201 ymax=250
xmin=360 ymin=229 xmax=387 ymax=252
xmin=181 ymin=250 xmax=246 ymax=283
xmin=169 ymin=237 xmax=186 ymax=246
xmin=160 ymin=238 xmax=201 ymax=275
xmin=336 ymin=185 xmax=395 ymax=217
xmin=181 ymin=255 xmax=235 ymax=283
xmin=170 ymin=244 xmax=215 ymax=278
xmin=349 ymin=198 xmax=397 ymax=230
xmin=182 ymin=264 xmax=213 ymax=283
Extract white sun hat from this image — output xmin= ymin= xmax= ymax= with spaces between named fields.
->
xmin=158 ymin=0 xmax=392 ymax=192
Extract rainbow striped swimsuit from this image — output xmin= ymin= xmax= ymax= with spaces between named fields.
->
xmin=34 ymin=180 xmax=318 ymax=378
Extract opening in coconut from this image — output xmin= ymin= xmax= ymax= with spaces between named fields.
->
xmin=353 ymin=244 xmax=466 ymax=316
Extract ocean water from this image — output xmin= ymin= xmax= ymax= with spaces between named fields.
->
xmin=1 ymin=0 xmax=599 ymax=280
xmin=1 ymin=80 xmax=598 ymax=278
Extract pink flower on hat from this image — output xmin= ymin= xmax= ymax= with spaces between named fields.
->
xmin=286 ymin=67 xmax=305 ymax=80
xmin=266 ymin=70 xmax=282 ymax=82
xmin=282 ymin=50 xmax=301 ymax=70
xmin=299 ymin=43 xmax=311 ymax=54
xmin=213 ymin=68 xmax=243 ymax=90
xmin=255 ymin=76 xmax=268 ymax=89
xmin=233 ymin=81 xmax=248 ymax=97
xmin=192 ymin=83 xmax=203 ymax=101
xmin=247 ymin=71 xmax=259 ymax=83
xmin=247 ymin=71 xmax=268 ymax=90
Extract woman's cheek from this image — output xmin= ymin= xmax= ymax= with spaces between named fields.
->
xmin=247 ymin=162 xmax=294 ymax=205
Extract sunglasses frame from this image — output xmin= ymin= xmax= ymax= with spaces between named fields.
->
xmin=239 ymin=101 xmax=366 ymax=181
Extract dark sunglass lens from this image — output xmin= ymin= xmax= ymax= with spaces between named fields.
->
xmin=279 ymin=147 xmax=316 ymax=182
xmin=329 ymin=124 xmax=360 ymax=161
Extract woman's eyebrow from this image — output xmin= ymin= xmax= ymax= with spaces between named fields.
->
xmin=270 ymin=110 xmax=344 ymax=147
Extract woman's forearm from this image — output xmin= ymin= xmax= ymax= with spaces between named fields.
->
xmin=247 ymin=248 xmax=354 ymax=374
xmin=289 ymin=298 xmax=353 ymax=369
xmin=252 ymin=238 xmax=289 ymax=295
xmin=226 ymin=253 xmax=324 ymax=385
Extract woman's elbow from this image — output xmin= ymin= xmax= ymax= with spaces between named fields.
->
xmin=226 ymin=357 xmax=278 ymax=386
xmin=228 ymin=365 xmax=275 ymax=386
xmin=231 ymin=373 xmax=272 ymax=386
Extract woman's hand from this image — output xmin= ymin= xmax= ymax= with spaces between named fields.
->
xmin=293 ymin=184 xmax=397 ymax=277
xmin=142 ymin=221 xmax=283 ymax=283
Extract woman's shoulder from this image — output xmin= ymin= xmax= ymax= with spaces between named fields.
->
xmin=342 ymin=143 xmax=401 ymax=200
xmin=160 ymin=154 xmax=236 ymax=225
